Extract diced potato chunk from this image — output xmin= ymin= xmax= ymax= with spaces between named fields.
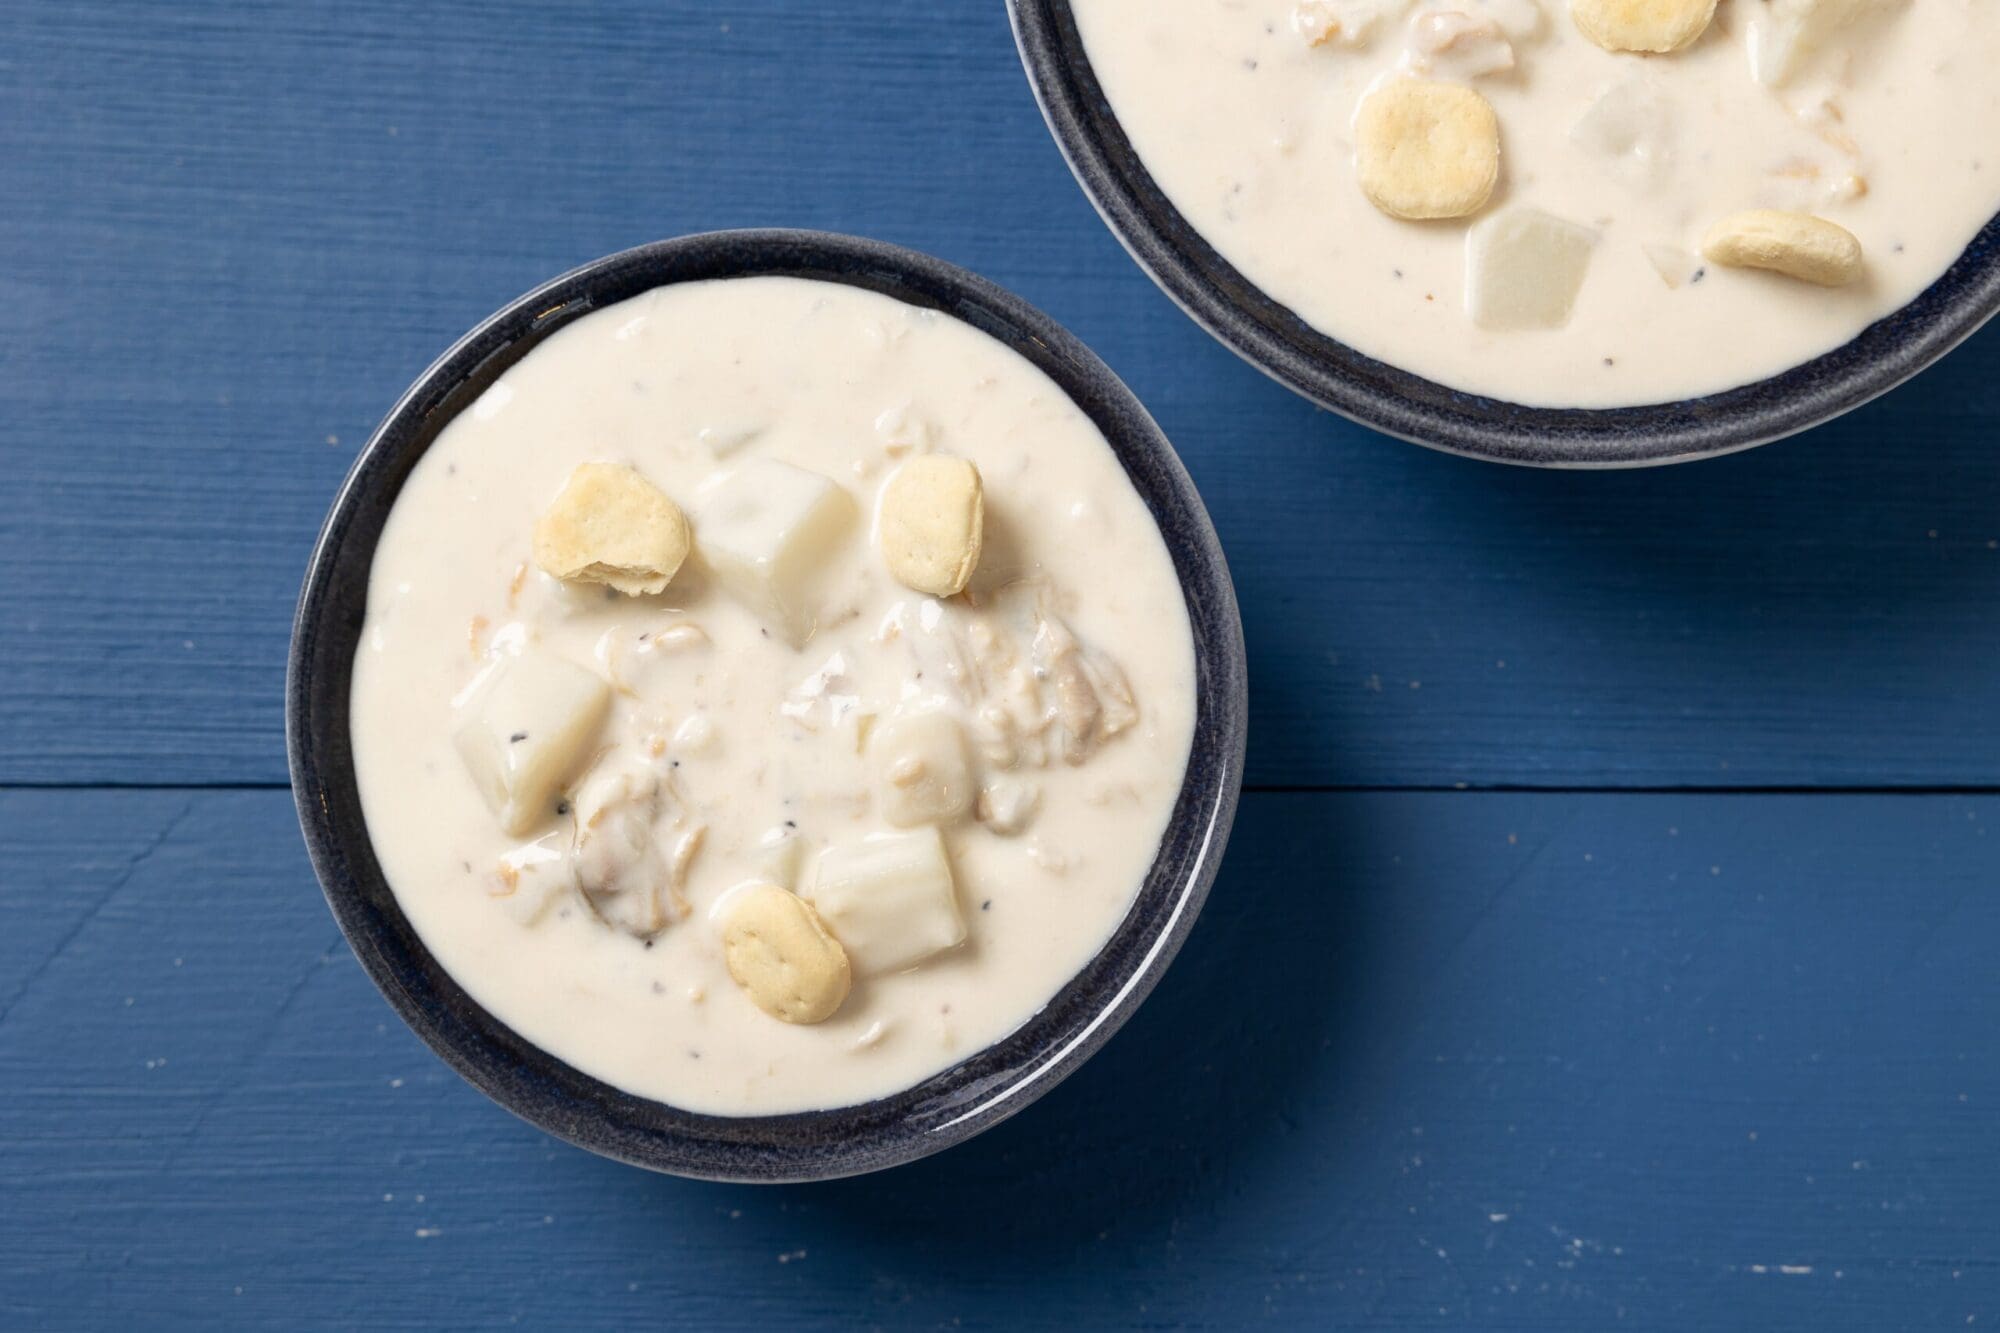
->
xmin=697 ymin=459 xmax=855 ymax=647
xmin=870 ymin=709 xmax=975 ymax=828
xmin=1465 ymin=207 xmax=1599 ymax=331
xmin=806 ymin=828 xmax=967 ymax=975
xmin=532 ymin=462 xmax=691 ymax=596
xmin=876 ymin=455 xmax=984 ymax=597
xmin=453 ymin=649 xmax=610 ymax=836
xmin=1570 ymin=80 xmax=1672 ymax=187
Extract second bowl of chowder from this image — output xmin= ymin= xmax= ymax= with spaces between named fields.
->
xmin=1012 ymin=0 xmax=2000 ymax=465
xmin=288 ymin=231 xmax=1246 ymax=1180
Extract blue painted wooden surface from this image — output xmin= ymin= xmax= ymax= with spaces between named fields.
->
xmin=4 ymin=792 xmax=1997 ymax=1329
xmin=5 ymin=0 xmax=2000 ymax=789
xmin=2 ymin=1 xmax=1997 ymax=1328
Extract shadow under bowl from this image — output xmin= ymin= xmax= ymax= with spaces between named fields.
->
xmin=1009 ymin=0 xmax=2000 ymax=468
xmin=286 ymin=229 xmax=1248 ymax=1182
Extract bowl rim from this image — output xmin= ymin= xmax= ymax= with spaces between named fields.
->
xmin=1007 ymin=0 xmax=2000 ymax=469
xmin=285 ymin=228 xmax=1248 ymax=1182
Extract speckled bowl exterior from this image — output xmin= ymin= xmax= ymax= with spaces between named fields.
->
xmin=286 ymin=230 xmax=1248 ymax=1182
xmin=1008 ymin=0 xmax=2000 ymax=469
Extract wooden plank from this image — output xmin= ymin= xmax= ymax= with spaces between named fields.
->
xmin=5 ymin=0 xmax=2000 ymax=789
xmin=2 ymin=789 xmax=1995 ymax=1328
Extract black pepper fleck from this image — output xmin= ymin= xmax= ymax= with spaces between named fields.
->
xmin=651 ymin=981 xmax=665 ymax=994
xmin=643 ymin=938 xmax=655 ymax=950
xmin=1690 ymin=267 xmax=1706 ymax=284
xmin=554 ymin=800 xmax=570 ymax=816
xmin=981 ymin=900 xmax=992 ymax=912
xmin=1393 ymin=268 xmax=1403 ymax=279
xmin=509 ymin=731 xmax=528 ymax=744
xmin=1603 ymin=357 xmax=1615 ymax=367
xmin=784 ymin=819 xmax=797 ymax=829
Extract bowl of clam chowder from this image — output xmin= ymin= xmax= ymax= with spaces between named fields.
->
xmin=1012 ymin=0 xmax=2000 ymax=465
xmin=287 ymin=231 xmax=1246 ymax=1180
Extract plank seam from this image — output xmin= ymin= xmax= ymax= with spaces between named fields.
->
xmin=3 ymin=782 xmax=1999 ymax=795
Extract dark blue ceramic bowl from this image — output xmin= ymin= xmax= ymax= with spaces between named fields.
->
xmin=286 ymin=230 xmax=1247 ymax=1182
xmin=1009 ymin=0 xmax=2000 ymax=468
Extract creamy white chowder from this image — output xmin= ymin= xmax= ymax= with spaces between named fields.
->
xmin=1071 ymin=0 xmax=2000 ymax=406
xmin=349 ymin=276 xmax=1197 ymax=1116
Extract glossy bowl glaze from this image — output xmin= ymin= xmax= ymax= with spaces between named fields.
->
xmin=1009 ymin=0 xmax=2000 ymax=468
xmin=286 ymin=230 xmax=1247 ymax=1182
